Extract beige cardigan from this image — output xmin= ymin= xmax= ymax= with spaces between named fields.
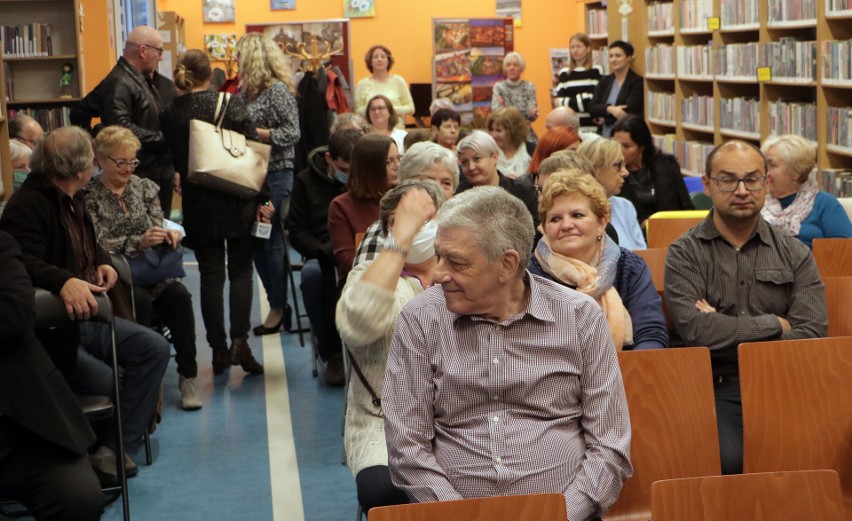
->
xmin=335 ymin=261 xmax=424 ymax=477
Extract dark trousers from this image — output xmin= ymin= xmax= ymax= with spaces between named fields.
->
xmin=194 ymin=235 xmax=254 ymax=350
xmin=355 ymin=465 xmax=410 ymax=513
xmin=300 ymin=259 xmax=342 ymax=361
xmin=135 ymin=282 xmax=198 ymax=378
xmin=0 ymin=420 xmax=103 ymax=521
xmin=714 ymin=374 xmax=743 ymax=475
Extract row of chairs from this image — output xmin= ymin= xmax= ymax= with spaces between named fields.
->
xmin=368 ymin=340 xmax=851 ymax=520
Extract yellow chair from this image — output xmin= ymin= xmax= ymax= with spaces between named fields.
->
xmin=645 ymin=210 xmax=709 ymax=249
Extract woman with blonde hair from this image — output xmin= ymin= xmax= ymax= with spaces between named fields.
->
xmin=236 ymin=32 xmax=301 ymax=336
xmin=577 ymin=138 xmax=646 ymax=249
xmin=486 ymin=107 xmax=531 ymax=179
xmin=553 ymin=32 xmax=603 ymax=132
xmin=529 ymin=169 xmax=667 ymax=350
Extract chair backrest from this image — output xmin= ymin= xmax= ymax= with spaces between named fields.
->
xmin=645 ymin=211 xmax=708 ymax=249
xmin=633 ymin=248 xmax=667 ymax=293
xmin=355 ymin=232 xmax=366 ymax=249
xmin=813 ymin=238 xmax=852 ymax=278
xmin=367 ymin=493 xmax=566 ymax=521
xmin=651 ymin=470 xmax=845 ymax=521
xmin=604 ymin=348 xmax=720 ymax=521
xmin=739 ymin=337 xmax=852 ymax=520
xmin=109 ymin=252 xmax=135 ymax=318
xmin=824 ymin=276 xmax=852 ymax=337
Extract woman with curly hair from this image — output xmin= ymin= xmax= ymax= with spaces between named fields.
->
xmin=236 ymin=32 xmax=301 ymax=336
xmin=354 ymin=45 xmax=414 ymax=128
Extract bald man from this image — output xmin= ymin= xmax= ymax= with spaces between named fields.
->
xmin=89 ymin=26 xmax=178 ymax=214
xmin=545 ymin=107 xmax=601 ymax=146
xmin=9 ymin=115 xmax=44 ymax=150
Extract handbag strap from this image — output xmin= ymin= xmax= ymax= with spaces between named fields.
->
xmin=213 ymin=92 xmax=231 ymax=131
xmin=346 ymin=349 xmax=381 ymax=407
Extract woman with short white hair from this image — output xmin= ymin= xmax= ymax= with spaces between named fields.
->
xmin=491 ymin=51 xmax=539 ymax=146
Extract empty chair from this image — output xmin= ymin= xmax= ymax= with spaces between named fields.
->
xmin=368 ymin=493 xmax=566 ymax=521
xmin=813 ymin=238 xmax=852 ymax=278
xmin=651 ymin=470 xmax=845 ymax=521
xmin=645 ymin=210 xmax=708 ymax=249
xmin=604 ymin=347 xmax=720 ymax=521
xmin=739 ymin=338 xmax=852 ymax=520
xmin=824 ymin=276 xmax=852 ymax=337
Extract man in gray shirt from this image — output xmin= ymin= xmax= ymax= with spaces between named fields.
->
xmin=664 ymin=140 xmax=827 ymax=475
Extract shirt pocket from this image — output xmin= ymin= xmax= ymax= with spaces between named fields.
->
xmin=752 ymin=267 xmax=795 ymax=315
xmin=753 ymin=267 xmax=794 ymax=286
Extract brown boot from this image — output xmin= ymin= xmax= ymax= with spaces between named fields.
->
xmin=229 ymin=339 xmax=264 ymax=375
xmin=212 ymin=348 xmax=230 ymax=375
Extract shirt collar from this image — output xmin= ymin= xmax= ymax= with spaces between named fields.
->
xmin=452 ymin=272 xmax=555 ymax=325
xmin=695 ymin=208 xmax=773 ymax=246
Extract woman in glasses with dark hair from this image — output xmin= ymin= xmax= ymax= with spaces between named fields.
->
xmin=612 ymin=115 xmax=693 ymax=227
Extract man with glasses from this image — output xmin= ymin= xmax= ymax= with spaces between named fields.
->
xmin=664 ymin=140 xmax=827 ymax=476
xmin=83 ymin=25 xmax=177 ymax=214
xmin=9 ymin=115 xmax=44 ymax=150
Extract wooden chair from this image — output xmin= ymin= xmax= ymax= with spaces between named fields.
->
xmin=813 ymin=238 xmax=852 ymax=278
xmin=645 ymin=210 xmax=708 ymax=249
xmin=824 ymin=276 xmax=852 ymax=337
xmin=368 ymin=493 xmax=566 ymax=521
xmin=633 ymin=247 xmax=672 ymax=334
xmin=739 ymin=338 xmax=852 ymax=520
xmin=651 ymin=470 xmax=845 ymax=521
xmin=604 ymin=348 xmax=720 ymax=521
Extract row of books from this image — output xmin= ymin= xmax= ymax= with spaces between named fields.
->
xmin=586 ymin=8 xmax=608 ymax=36
xmin=720 ymin=97 xmax=760 ymax=134
xmin=592 ymin=48 xmax=610 ymax=75
xmin=819 ymin=169 xmax=852 ymax=198
xmin=721 ymin=0 xmax=759 ymax=25
xmin=647 ymin=91 xmax=677 ymax=122
xmin=677 ymin=45 xmax=713 ymax=77
xmin=681 ymin=94 xmax=714 ymax=128
xmin=768 ymin=100 xmax=817 ymax=141
xmin=761 ymin=39 xmax=817 ymax=81
xmin=825 ymin=0 xmax=852 ymax=12
xmin=647 ymin=45 xmax=676 ymax=75
xmin=0 ymin=23 xmax=54 ymax=58
xmin=679 ymin=0 xmax=713 ymax=30
xmin=647 ymin=2 xmax=674 ymax=32
xmin=654 ymin=134 xmax=715 ymax=176
xmin=715 ymin=43 xmax=760 ymax=79
xmin=822 ymin=40 xmax=852 ymax=82
xmin=767 ymin=0 xmax=816 ymax=22
xmin=826 ymin=106 xmax=852 ymax=149
xmin=7 ymin=107 xmax=71 ymax=132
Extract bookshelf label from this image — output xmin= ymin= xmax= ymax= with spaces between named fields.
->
xmin=707 ymin=17 xmax=720 ymax=30
xmin=757 ymin=66 xmax=772 ymax=82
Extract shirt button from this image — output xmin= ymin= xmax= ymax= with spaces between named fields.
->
xmin=493 ymin=358 xmax=499 ymax=365
xmin=495 ymin=456 xmax=502 ymax=464
xmin=741 ymin=311 xmax=746 ymax=315
xmin=493 ymin=395 xmax=499 ymax=401
xmin=493 ymin=416 xmax=499 ymax=422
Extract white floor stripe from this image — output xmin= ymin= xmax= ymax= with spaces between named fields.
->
xmin=259 ymin=286 xmax=306 ymax=521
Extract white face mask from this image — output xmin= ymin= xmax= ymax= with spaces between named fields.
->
xmin=401 ymin=220 xmax=438 ymax=265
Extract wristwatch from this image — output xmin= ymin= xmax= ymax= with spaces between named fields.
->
xmin=383 ymin=234 xmax=409 ymax=258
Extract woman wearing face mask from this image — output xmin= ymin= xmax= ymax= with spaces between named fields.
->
xmin=336 ymin=179 xmax=444 ymax=515
xmin=588 ymin=40 xmax=644 ymax=137
xmin=553 ymin=32 xmax=603 ymax=133
xmin=10 ymin=139 xmax=32 ymax=190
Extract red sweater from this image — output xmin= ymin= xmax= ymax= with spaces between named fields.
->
xmin=328 ymin=192 xmax=380 ymax=283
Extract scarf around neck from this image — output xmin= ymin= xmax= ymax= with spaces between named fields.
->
xmin=761 ymin=176 xmax=819 ymax=237
xmin=534 ymin=235 xmax=633 ymax=349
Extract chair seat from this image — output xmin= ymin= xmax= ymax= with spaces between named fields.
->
xmin=77 ymin=394 xmax=114 ymax=422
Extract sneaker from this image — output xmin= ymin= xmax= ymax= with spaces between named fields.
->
xmin=323 ymin=356 xmax=345 ymax=387
xmin=179 ymin=375 xmax=203 ymax=410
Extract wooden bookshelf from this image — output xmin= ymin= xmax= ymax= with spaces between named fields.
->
xmin=1 ymin=0 xmax=84 ymax=132
xmin=0 ymin=47 xmax=10 ymax=200
xmin=593 ymin=0 xmax=852 ymax=176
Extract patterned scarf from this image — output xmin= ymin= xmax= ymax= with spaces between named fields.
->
xmin=762 ymin=177 xmax=819 ymax=237
xmin=535 ymin=236 xmax=633 ymax=349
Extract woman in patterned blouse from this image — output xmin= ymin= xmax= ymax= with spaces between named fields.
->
xmin=491 ymin=51 xmax=539 ymax=146
xmin=236 ymin=33 xmax=301 ymax=337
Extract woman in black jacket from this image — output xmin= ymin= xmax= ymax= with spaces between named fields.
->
xmin=160 ymin=49 xmax=268 ymax=376
xmin=588 ymin=40 xmax=644 ymax=137
xmin=612 ymin=115 xmax=693 ymax=226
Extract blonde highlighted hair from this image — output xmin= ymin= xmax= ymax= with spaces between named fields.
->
xmin=568 ymin=32 xmax=595 ymax=71
xmin=539 ymin=168 xmax=611 ymax=225
xmin=236 ymin=33 xmax=295 ymax=99
xmin=577 ymin=138 xmax=622 ymax=174
xmin=93 ymin=125 xmax=141 ymax=158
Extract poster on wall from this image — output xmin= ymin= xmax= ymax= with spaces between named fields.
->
xmin=205 ymin=34 xmax=238 ymax=59
xmin=202 ymin=0 xmax=235 ymax=23
xmin=432 ymin=18 xmax=514 ymax=129
xmin=344 ymin=0 xmax=375 ymax=18
xmin=496 ymin=0 xmax=522 ymax=26
xmin=245 ymin=20 xmax=352 ymax=88
xmin=271 ymin=0 xmax=296 ymax=10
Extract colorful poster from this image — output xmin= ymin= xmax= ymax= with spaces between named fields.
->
xmin=204 ymin=34 xmax=237 ymax=59
xmin=435 ymin=50 xmax=471 ymax=83
xmin=271 ymin=0 xmax=296 ymax=9
xmin=344 ymin=0 xmax=375 ymax=18
xmin=434 ymin=21 xmax=469 ymax=51
xmin=496 ymin=0 xmax=522 ymax=26
xmin=202 ymin=0 xmax=235 ymax=23
xmin=549 ymin=48 xmax=570 ymax=83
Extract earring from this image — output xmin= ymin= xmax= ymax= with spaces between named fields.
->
xmin=597 ymin=234 xmax=603 ymax=241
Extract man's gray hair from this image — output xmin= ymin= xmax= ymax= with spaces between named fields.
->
xmin=30 ymin=126 xmax=92 ymax=180
xmin=398 ymin=141 xmax=459 ymax=189
xmin=380 ymin=179 xmax=447 ymax=233
xmin=457 ymin=130 xmax=499 ymax=158
xmin=436 ymin=186 xmax=533 ymax=273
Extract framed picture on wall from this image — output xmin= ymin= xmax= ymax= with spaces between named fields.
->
xmin=203 ymin=0 xmax=235 ymax=23
xmin=271 ymin=0 xmax=296 ymax=10
xmin=343 ymin=0 xmax=375 ymax=18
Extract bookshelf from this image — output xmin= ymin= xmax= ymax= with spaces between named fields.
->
xmin=0 ymin=48 xmax=10 ymax=200
xmin=595 ymin=0 xmax=852 ymax=180
xmin=0 ymin=0 xmax=84 ymax=132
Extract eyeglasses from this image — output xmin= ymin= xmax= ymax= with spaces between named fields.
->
xmin=386 ymin=156 xmax=401 ymax=167
xmin=709 ymin=175 xmax=767 ymax=192
xmin=130 ymin=41 xmax=164 ymax=56
xmin=109 ymin=156 xmax=141 ymax=170
xmin=370 ymin=105 xmax=389 ymax=113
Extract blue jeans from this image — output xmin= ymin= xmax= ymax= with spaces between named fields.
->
xmin=62 ymin=318 xmax=170 ymax=452
xmin=255 ymin=168 xmax=293 ymax=310
xmin=300 ymin=259 xmax=342 ymax=361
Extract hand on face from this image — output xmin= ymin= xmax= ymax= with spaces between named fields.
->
xmin=390 ymin=188 xmax=437 ymax=247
